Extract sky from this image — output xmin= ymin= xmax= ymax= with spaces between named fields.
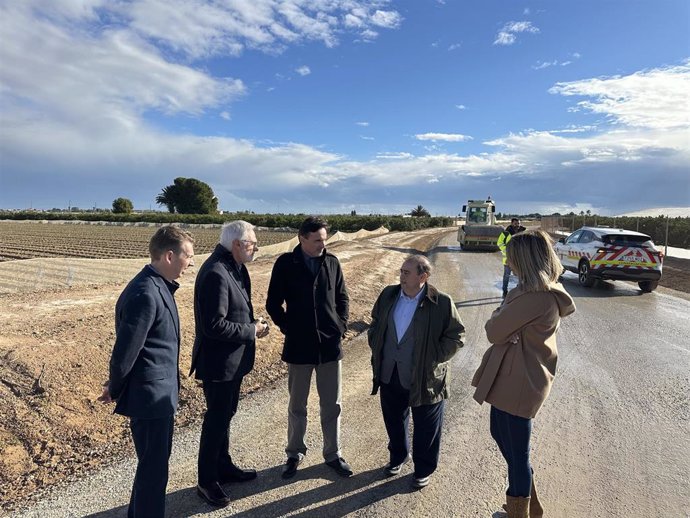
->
xmin=0 ymin=0 xmax=689 ymax=216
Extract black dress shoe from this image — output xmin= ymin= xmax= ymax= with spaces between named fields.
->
xmin=197 ymin=482 xmax=231 ymax=507
xmin=326 ymin=457 xmax=353 ymax=477
xmin=282 ymin=456 xmax=302 ymax=479
xmin=219 ymin=464 xmax=257 ymax=484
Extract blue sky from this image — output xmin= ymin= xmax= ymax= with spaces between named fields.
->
xmin=1 ymin=0 xmax=688 ymax=216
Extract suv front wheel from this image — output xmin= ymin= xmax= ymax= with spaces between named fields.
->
xmin=578 ymin=260 xmax=596 ymax=287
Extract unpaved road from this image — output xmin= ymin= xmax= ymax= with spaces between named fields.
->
xmin=10 ymin=231 xmax=690 ymax=517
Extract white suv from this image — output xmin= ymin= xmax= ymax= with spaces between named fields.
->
xmin=553 ymin=226 xmax=663 ymax=292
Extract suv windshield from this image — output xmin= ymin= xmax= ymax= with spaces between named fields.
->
xmin=603 ymin=234 xmax=653 ymax=246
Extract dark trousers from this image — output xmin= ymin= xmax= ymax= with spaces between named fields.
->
xmin=490 ymin=405 xmax=532 ymax=497
xmin=502 ymin=264 xmax=512 ymax=292
xmin=128 ymin=414 xmax=174 ymax=518
xmin=379 ymin=367 xmax=445 ymax=478
xmin=198 ymin=378 xmax=242 ymax=486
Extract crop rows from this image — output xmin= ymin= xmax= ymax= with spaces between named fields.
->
xmin=0 ymin=222 xmax=294 ymax=262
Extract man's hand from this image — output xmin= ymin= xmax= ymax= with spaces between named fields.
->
xmin=97 ymin=382 xmax=113 ymax=403
xmin=255 ymin=319 xmax=270 ymax=339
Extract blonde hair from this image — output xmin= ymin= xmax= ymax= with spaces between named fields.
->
xmin=506 ymin=229 xmax=563 ymax=292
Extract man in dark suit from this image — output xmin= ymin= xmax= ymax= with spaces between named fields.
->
xmin=190 ymin=220 xmax=269 ymax=507
xmin=98 ymin=226 xmax=195 ymax=518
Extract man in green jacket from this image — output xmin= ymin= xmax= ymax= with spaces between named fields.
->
xmin=368 ymin=255 xmax=465 ymax=489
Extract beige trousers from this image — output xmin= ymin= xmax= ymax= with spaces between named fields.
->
xmin=286 ymin=360 xmax=342 ymax=462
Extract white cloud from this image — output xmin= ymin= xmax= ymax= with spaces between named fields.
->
xmin=550 ymin=125 xmax=597 ymax=134
xmin=533 ymin=53 xmax=580 ymax=70
xmin=455 ymin=104 xmax=467 ymax=110
xmin=504 ymin=21 xmax=540 ymax=33
xmin=220 ymin=111 xmax=231 ymax=120
xmin=549 ymin=61 xmax=690 ymax=129
xmin=359 ymin=135 xmax=375 ymax=140
xmin=533 ymin=60 xmax=558 ymax=70
xmin=494 ymin=32 xmax=516 ymax=46
xmin=376 ymin=152 xmax=414 ymax=159
xmin=296 ymin=65 xmax=311 ymax=76
xmin=0 ymin=1 xmax=403 ymax=156
xmin=344 ymin=13 xmax=363 ymax=28
xmin=494 ymin=21 xmax=539 ymax=46
xmin=360 ymin=29 xmax=379 ymax=41
xmin=448 ymin=43 xmax=461 ymax=51
xmin=0 ymin=4 xmax=246 ymax=126
xmin=370 ymin=10 xmax=402 ymax=29
xmin=415 ymin=133 xmax=473 ymax=142
xmin=14 ymin=0 xmax=404 ymax=62
xmin=356 ymin=121 xmax=370 ymax=126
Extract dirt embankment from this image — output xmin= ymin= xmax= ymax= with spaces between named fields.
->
xmin=0 ymin=229 xmax=445 ymax=511
xmin=659 ymin=256 xmax=690 ymax=291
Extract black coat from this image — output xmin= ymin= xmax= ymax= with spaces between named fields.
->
xmin=266 ymin=245 xmax=349 ymax=364
xmin=506 ymin=225 xmax=527 ymax=235
xmin=109 ymin=265 xmax=181 ymax=419
xmin=190 ymin=244 xmax=256 ymax=381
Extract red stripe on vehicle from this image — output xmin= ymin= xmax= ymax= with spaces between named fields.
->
xmin=608 ymin=246 xmax=628 ymax=262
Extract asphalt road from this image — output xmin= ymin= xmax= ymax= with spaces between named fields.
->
xmin=13 ymin=232 xmax=690 ymax=517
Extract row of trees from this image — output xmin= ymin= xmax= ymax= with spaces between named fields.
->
xmin=1 ymin=210 xmax=453 ymax=232
xmin=112 ymin=177 xmax=219 ymax=214
xmin=6 ymin=209 xmax=688 ymax=247
xmin=112 ymin=178 xmax=437 ymax=220
xmin=576 ymin=215 xmax=688 ymax=249
xmin=541 ymin=214 xmax=690 ymax=249
xmin=29 ymin=175 xmax=690 ymax=247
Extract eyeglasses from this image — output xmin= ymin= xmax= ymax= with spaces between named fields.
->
xmin=239 ymin=240 xmax=258 ymax=248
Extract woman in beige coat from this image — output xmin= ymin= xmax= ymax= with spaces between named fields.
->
xmin=472 ymin=230 xmax=576 ymax=518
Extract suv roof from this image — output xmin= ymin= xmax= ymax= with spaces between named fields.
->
xmin=578 ymin=226 xmax=652 ymax=239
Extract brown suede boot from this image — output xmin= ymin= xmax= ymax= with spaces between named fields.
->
xmin=505 ymin=496 xmax=530 ymax=518
xmin=530 ymin=478 xmax=544 ymax=517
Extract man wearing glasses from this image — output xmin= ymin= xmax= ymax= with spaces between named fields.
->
xmin=266 ymin=216 xmax=351 ymax=479
xmin=190 ymin=220 xmax=270 ymax=507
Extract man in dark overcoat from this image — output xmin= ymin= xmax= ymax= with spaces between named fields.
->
xmin=266 ymin=216 xmax=352 ymax=479
xmin=190 ymin=220 xmax=269 ymax=507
